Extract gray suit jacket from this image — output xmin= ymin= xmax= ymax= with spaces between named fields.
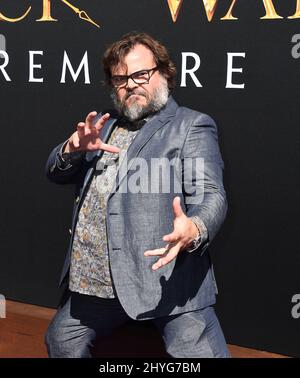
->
xmin=45 ymin=96 xmax=227 ymax=320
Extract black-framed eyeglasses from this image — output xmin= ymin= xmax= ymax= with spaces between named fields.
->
xmin=111 ymin=66 xmax=158 ymax=88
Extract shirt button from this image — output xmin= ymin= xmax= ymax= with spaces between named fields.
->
xmin=80 ymin=278 xmax=88 ymax=289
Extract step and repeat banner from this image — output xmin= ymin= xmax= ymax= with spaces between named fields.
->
xmin=0 ymin=0 xmax=300 ymax=356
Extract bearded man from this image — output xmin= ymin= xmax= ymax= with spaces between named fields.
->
xmin=45 ymin=31 xmax=230 ymax=358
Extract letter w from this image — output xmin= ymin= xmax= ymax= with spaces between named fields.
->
xmin=167 ymin=0 xmax=223 ymax=22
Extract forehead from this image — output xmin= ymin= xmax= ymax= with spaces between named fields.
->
xmin=111 ymin=44 xmax=156 ymax=75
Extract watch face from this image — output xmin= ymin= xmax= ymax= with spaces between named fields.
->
xmin=61 ymin=153 xmax=71 ymax=164
xmin=61 ymin=153 xmax=68 ymax=160
xmin=61 ymin=150 xmax=85 ymax=166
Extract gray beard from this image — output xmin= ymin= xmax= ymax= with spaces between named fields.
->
xmin=111 ymin=77 xmax=169 ymax=122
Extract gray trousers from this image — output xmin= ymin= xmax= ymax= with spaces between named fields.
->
xmin=45 ymin=291 xmax=230 ymax=358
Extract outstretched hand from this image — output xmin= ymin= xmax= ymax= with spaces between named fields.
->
xmin=144 ymin=196 xmax=199 ymax=271
xmin=64 ymin=111 xmax=120 ymax=154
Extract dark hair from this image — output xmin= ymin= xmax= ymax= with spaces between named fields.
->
xmin=103 ymin=31 xmax=176 ymax=89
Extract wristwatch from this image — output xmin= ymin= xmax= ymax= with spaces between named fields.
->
xmin=186 ymin=216 xmax=205 ymax=253
xmin=61 ymin=152 xmax=72 ymax=165
xmin=186 ymin=216 xmax=207 ymax=252
xmin=57 ymin=140 xmax=85 ymax=169
xmin=187 ymin=230 xmax=202 ymax=252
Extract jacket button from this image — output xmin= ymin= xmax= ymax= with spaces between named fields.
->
xmin=75 ymin=196 xmax=80 ymax=204
xmin=69 ymin=229 xmax=72 ymax=235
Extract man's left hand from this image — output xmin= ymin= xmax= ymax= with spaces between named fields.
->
xmin=144 ymin=196 xmax=199 ymax=271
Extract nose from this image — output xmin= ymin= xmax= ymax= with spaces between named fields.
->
xmin=126 ymin=76 xmax=138 ymax=90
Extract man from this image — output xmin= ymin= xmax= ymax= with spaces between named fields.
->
xmin=45 ymin=32 xmax=229 ymax=358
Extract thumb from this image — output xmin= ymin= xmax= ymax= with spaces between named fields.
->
xmin=172 ymin=196 xmax=183 ymax=219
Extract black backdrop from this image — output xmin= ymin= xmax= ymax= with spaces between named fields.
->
xmin=0 ymin=0 xmax=300 ymax=356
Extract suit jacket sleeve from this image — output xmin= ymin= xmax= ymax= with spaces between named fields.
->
xmin=45 ymin=141 xmax=86 ymax=185
xmin=181 ymin=113 xmax=227 ymax=253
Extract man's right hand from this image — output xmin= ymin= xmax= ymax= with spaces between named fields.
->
xmin=63 ymin=112 xmax=120 ymax=154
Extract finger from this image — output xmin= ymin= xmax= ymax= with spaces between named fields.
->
xmin=85 ymin=110 xmax=98 ymax=123
xmin=77 ymin=122 xmax=85 ymax=137
xmin=94 ymin=113 xmax=110 ymax=131
xmin=99 ymin=142 xmax=120 ymax=153
xmin=144 ymin=246 xmax=169 ymax=257
xmin=163 ymin=232 xmax=180 ymax=243
xmin=172 ymin=196 xmax=184 ymax=218
xmin=72 ymin=132 xmax=80 ymax=148
xmin=85 ymin=111 xmax=98 ymax=129
xmin=152 ymin=247 xmax=180 ymax=271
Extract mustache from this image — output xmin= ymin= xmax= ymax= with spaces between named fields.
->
xmin=125 ymin=90 xmax=147 ymax=101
